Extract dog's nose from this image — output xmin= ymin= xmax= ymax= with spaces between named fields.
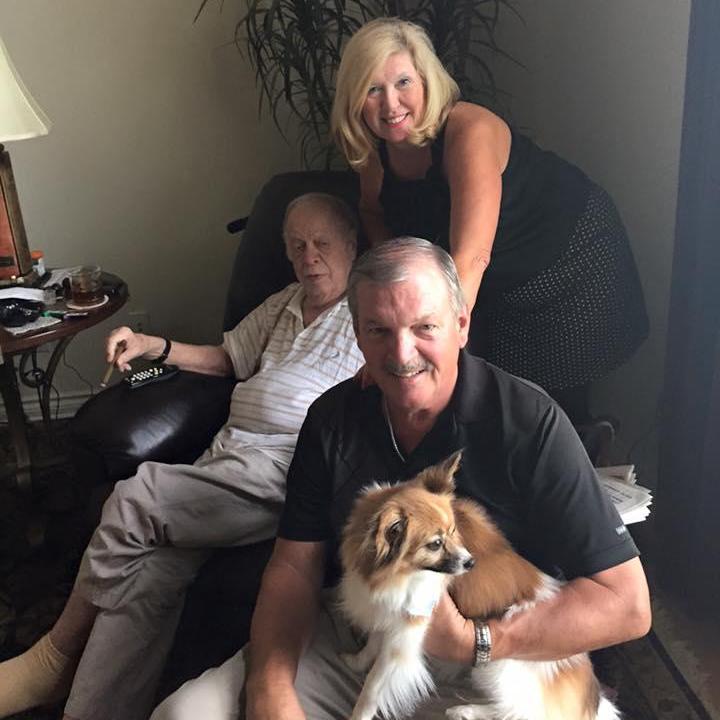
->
xmin=463 ymin=557 xmax=475 ymax=570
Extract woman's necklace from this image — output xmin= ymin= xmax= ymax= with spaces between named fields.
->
xmin=382 ymin=398 xmax=406 ymax=463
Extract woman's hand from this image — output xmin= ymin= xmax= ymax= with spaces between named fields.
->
xmin=455 ymin=259 xmax=489 ymax=315
xmin=424 ymin=592 xmax=475 ymax=665
xmin=105 ymin=326 xmax=156 ymax=372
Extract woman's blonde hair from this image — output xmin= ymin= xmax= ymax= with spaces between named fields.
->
xmin=331 ymin=18 xmax=460 ymax=169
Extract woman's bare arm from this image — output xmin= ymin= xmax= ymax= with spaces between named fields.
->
xmin=444 ymin=103 xmax=511 ymax=311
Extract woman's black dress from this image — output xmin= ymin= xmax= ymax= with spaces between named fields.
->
xmin=378 ymin=128 xmax=649 ymax=397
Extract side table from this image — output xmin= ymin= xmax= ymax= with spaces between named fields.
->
xmin=0 ymin=272 xmax=128 ymax=492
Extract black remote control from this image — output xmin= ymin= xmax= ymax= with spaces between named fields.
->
xmin=124 ymin=364 xmax=179 ymax=390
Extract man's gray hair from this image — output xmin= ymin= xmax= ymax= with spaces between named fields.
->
xmin=282 ymin=192 xmax=358 ymax=253
xmin=347 ymin=237 xmax=466 ymax=324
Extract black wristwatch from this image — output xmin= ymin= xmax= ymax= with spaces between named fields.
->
xmin=154 ymin=337 xmax=172 ymax=365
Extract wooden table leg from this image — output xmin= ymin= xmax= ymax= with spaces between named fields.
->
xmin=18 ymin=337 xmax=73 ymax=442
xmin=0 ymin=355 xmax=32 ymax=493
xmin=40 ymin=337 xmax=72 ymax=439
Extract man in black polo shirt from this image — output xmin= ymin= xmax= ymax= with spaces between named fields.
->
xmin=151 ymin=237 xmax=651 ymax=720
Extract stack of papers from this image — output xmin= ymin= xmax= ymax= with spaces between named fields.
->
xmin=2 ymin=315 xmax=62 ymax=335
xmin=0 ymin=287 xmax=46 ymax=302
xmin=596 ymin=465 xmax=652 ymax=525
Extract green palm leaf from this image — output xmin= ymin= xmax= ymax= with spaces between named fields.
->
xmin=197 ymin=0 xmax=519 ymax=168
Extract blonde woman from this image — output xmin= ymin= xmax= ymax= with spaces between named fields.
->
xmin=332 ymin=17 xmax=648 ymax=422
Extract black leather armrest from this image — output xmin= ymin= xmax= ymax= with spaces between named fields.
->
xmin=69 ymin=370 xmax=236 ymax=485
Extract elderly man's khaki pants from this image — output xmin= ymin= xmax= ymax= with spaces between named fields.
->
xmin=63 ymin=441 xmax=291 ymax=720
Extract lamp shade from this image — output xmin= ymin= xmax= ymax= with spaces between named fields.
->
xmin=0 ymin=35 xmax=51 ymax=142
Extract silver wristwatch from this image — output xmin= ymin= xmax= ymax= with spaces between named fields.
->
xmin=473 ymin=620 xmax=492 ymax=666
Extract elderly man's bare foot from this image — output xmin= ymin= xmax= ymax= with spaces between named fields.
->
xmin=0 ymin=633 xmax=77 ymax=717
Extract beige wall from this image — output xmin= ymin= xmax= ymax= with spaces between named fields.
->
xmin=0 ymin=0 xmax=298 ymax=415
xmin=492 ymin=0 xmax=691 ymax=476
xmin=1 ymin=1 xmax=693 ymax=475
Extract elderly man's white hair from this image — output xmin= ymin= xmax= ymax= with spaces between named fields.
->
xmin=282 ymin=192 xmax=358 ymax=254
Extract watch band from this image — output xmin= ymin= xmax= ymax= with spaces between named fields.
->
xmin=473 ymin=620 xmax=492 ymax=666
xmin=154 ymin=337 xmax=172 ymax=365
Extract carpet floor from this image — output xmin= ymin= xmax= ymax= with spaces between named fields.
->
xmin=0 ymin=421 xmax=715 ymax=720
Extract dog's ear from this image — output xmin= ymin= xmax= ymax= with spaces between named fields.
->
xmin=372 ymin=505 xmax=408 ymax=568
xmin=416 ymin=450 xmax=463 ymax=495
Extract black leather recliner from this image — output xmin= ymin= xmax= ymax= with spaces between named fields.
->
xmin=68 ymin=168 xmax=615 ymax=698
xmin=68 ymin=169 xmax=362 ymax=696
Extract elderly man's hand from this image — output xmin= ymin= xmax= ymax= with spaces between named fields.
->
xmin=423 ymin=592 xmax=475 ymax=665
xmin=105 ymin=326 xmax=152 ymax=372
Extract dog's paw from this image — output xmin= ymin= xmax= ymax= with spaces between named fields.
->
xmin=446 ymin=704 xmax=498 ymax=720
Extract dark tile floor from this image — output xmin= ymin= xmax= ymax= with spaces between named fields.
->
xmin=1 ymin=422 xmax=89 ymax=640
xmin=0 ymin=421 xmax=715 ymax=720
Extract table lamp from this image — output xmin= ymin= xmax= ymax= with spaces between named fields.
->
xmin=0 ymin=34 xmax=51 ymax=285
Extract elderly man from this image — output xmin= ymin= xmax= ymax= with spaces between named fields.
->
xmin=0 ymin=193 xmax=364 ymax=720
xmin=152 ymin=237 xmax=651 ymax=720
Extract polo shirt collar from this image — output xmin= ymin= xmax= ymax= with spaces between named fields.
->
xmin=286 ymin=283 xmax=305 ymax=320
xmin=451 ymin=349 xmax=492 ymax=423
xmin=287 ymin=283 xmax=349 ymax=322
xmin=361 ymin=350 xmax=491 ymax=471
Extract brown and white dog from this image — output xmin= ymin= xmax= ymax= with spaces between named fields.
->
xmin=339 ymin=452 xmax=620 ymax=720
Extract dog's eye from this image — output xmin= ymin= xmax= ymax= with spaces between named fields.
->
xmin=425 ymin=539 xmax=443 ymax=551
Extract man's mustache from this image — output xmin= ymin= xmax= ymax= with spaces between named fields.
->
xmin=383 ymin=360 xmax=433 ymax=376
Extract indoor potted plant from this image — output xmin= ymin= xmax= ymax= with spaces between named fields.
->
xmin=197 ymin=0 xmax=518 ymax=167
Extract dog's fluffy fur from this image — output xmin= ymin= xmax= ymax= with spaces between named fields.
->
xmin=339 ymin=452 xmax=620 ymax=720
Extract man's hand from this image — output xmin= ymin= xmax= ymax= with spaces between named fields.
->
xmin=423 ymin=592 xmax=475 ymax=665
xmin=105 ymin=326 xmax=159 ymax=372
xmin=245 ymin=678 xmax=306 ymax=720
